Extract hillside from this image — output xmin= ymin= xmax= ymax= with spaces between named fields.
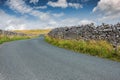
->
xmin=14 ymin=29 xmax=51 ymax=36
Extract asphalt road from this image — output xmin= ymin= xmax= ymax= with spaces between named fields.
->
xmin=0 ymin=37 xmax=120 ymax=80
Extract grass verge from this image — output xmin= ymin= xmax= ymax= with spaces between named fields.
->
xmin=0 ymin=35 xmax=31 ymax=44
xmin=45 ymin=36 xmax=120 ymax=62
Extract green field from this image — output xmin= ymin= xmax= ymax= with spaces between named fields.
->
xmin=45 ymin=36 xmax=120 ymax=62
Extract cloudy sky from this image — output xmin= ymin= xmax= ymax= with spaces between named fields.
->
xmin=0 ymin=0 xmax=120 ymax=30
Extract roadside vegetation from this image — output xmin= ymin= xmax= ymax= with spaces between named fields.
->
xmin=0 ymin=35 xmax=30 ymax=44
xmin=45 ymin=36 xmax=120 ymax=62
xmin=0 ymin=29 xmax=51 ymax=44
xmin=14 ymin=29 xmax=51 ymax=36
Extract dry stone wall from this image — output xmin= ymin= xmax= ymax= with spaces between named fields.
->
xmin=48 ymin=23 xmax=120 ymax=46
xmin=0 ymin=30 xmax=27 ymax=37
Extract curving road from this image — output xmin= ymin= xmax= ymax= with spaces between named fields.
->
xmin=0 ymin=37 xmax=120 ymax=80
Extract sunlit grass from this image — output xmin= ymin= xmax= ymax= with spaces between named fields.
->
xmin=45 ymin=36 xmax=120 ymax=62
xmin=14 ymin=29 xmax=51 ymax=36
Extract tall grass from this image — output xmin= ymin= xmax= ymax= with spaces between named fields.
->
xmin=45 ymin=36 xmax=120 ymax=62
xmin=0 ymin=35 xmax=30 ymax=44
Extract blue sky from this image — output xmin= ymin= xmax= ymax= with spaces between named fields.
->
xmin=0 ymin=0 xmax=120 ymax=30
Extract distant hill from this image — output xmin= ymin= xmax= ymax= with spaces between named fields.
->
xmin=14 ymin=29 xmax=51 ymax=36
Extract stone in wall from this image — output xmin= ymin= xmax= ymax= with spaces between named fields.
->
xmin=48 ymin=23 xmax=120 ymax=45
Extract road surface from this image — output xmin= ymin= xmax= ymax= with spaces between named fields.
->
xmin=0 ymin=37 xmax=120 ymax=80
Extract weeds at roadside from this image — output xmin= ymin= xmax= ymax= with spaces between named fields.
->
xmin=0 ymin=35 xmax=30 ymax=44
xmin=45 ymin=36 xmax=120 ymax=62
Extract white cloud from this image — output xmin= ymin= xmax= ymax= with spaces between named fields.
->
xmin=5 ymin=26 xmax=15 ymax=30
xmin=47 ymin=0 xmax=82 ymax=9
xmin=68 ymin=3 xmax=83 ymax=9
xmin=59 ymin=18 xmax=95 ymax=27
xmin=29 ymin=0 xmax=39 ymax=4
xmin=93 ymin=0 xmax=120 ymax=21
xmin=48 ymin=20 xmax=57 ymax=26
xmin=6 ymin=0 xmax=32 ymax=14
xmin=0 ymin=10 xmax=42 ymax=30
xmin=34 ymin=6 xmax=47 ymax=9
xmin=47 ymin=0 xmax=67 ymax=8
xmin=6 ymin=0 xmax=50 ymax=21
xmin=0 ymin=9 xmax=56 ymax=30
xmin=52 ymin=13 xmax=64 ymax=17
xmin=0 ymin=10 xmax=28 ymax=30
xmin=79 ymin=19 xmax=95 ymax=25
xmin=0 ymin=10 xmax=95 ymax=30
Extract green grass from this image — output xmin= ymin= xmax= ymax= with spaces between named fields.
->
xmin=0 ymin=35 xmax=31 ymax=44
xmin=45 ymin=36 xmax=120 ymax=62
